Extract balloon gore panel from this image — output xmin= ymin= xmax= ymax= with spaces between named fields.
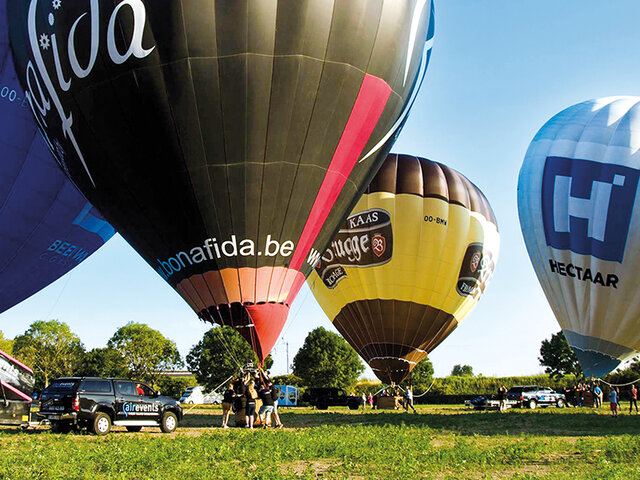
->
xmin=0 ymin=3 xmax=114 ymax=314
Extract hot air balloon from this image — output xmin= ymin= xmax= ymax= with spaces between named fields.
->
xmin=8 ymin=0 xmax=435 ymax=361
xmin=0 ymin=2 xmax=114 ymax=315
xmin=308 ymin=154 xmax=500 ymax=384
xmin=518 ymin=96 xmax=640 ymax=378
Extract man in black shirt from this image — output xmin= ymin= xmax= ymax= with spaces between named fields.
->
xmin=258 ymin=383 xmax=275 ymax=427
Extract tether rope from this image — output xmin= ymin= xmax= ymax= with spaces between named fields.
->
xmin=413 ymin=380 xmax=436 ymax=398
xmin=596 ymin=377 xmax=640 ymax=388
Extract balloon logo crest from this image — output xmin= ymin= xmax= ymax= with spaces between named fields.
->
xmin=372 ymin=234 xmax=386 ymax=258
xmin=541 ymin=156 xmax=639 ymax=263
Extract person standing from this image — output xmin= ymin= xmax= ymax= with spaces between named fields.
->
xmin=577 ymin=384 xmax=584 ymax=407
xmin=368 ymin=392 xmax=374 ymax=409
xmin=592 ymin=384 xmax=602 ymax=409
xmin=629 ymin=384 xmax=638 ymax=414
xmin=244 ymin=380 xmax=258 ymax=429
xmin=404 ymin=387 xmax=417 ymax=414
xmin=498 ymin=386 xmax=507 ymax=412
xmin=270 ymin=384 xmax=284 ymax=428
xmin=609 ymin=387 xmax=619 ymax=418
xmin=221 ymin=384 xmax=234 ymax=429
xmin=258 ymin=383 xmax=276 ymax=427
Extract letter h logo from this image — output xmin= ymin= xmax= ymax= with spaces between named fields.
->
xmin=541 ymin=156 xmax=640 ymax=262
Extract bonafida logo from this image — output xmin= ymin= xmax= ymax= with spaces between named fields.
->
xmin=21 ymin=0 xmax=156 ymax=187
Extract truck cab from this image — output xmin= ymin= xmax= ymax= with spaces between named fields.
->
xmin=38 ymin=377 xmax=183 ymax=435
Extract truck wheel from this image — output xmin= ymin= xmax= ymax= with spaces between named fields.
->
xmin=316 ymin=401 xmax=328 ymax=410
xmin=556 ymin=399 xmax=565 ymax=408
xmin=92 ymin=412 xmax=112 ymax=436
xmin=528 ymin=399 xmax=537 ymax=410
xmin=160 ymin=412 xmax=178 ymax=433
xmin=347 ymin=402 xmax=360 ymax=410
xmin=126 ymin=426 xmax=143 ymax=432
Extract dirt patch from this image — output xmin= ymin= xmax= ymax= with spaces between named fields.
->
xmin=435 ymin=464 xmax=553 ymax=479
xmin=429 ymin=436 xmax=456 ymax=448
xmin=280 ymin=459 xmax=342 ymax=478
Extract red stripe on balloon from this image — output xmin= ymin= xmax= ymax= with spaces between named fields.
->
xmin=288 ymin=74 xmax=392 ymax=272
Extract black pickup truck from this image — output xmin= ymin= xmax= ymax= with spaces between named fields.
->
xmin=38 ymin=377 xmax=182 ymax=435
xmin=301 ymin=387 xmax=363 ymax=410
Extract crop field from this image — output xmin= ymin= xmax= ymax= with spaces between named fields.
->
xmin=1 ymin=405 xmax=639 ymax=480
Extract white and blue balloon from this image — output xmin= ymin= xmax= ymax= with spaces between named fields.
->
xmin=518 ymin=96 xmax=640 ymax=377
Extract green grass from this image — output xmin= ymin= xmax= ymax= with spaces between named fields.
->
xmin=1 ymin=405 xmax=639 ymax=479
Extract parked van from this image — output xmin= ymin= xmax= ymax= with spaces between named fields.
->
xmin=179 ymin=386 xmax=222 ymax=405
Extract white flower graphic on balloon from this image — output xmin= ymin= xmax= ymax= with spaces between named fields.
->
xmin=39 ymin=33 xmax=50 ymax=50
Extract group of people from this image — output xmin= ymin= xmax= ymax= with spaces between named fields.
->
xmin=562 ymin=383 xmax=638 ymax=417
xmin=220 ymin=370 xmax=284 ymax=429
xmin=603 ymin=384 xmax=637 ymax=418
xmin=356 ymin=387 xmax=417 ymax=413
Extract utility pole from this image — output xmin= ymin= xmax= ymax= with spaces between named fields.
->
xmin=286 ymin=342 xmax=289 ymax=374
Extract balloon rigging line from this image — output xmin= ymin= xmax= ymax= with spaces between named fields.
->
xmin=45 ymin=271 xmax=74 ymax=319
xmin=211 ymin=309 xmax=245 ymax=369
xmin=274 ymin=285 xmax=312 ymax=351
xmin=181 ymin=374 xmax=234 ymax=415
xmin=211 ymin=323 xmax=244 ymax=370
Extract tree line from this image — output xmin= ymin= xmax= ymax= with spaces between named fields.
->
xmin=9 ymin=321 xmax=631 ymax=401
xmin=0 ymin=321 xmax=380 ymax=397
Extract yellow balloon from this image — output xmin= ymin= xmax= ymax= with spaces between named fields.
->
xmin=308 ymin=154 xmax=500 ymax=384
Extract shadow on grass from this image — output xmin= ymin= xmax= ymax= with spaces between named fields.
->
xmin=181 ymin=407 xmax=640 ymax=437
xmin=3 ymin=406 xmax=639 ymax=438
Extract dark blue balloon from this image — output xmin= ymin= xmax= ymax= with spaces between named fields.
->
xmin=0 ymin=5 xmax=114 ymax=314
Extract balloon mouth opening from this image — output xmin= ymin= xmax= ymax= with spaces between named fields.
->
xmin=196 ymin=302 xmax=290 ymax=362
xmin=369 ymin=358 xmax=413 ymax=385
xmin=572 ymin=347 xmax=622 ymax=378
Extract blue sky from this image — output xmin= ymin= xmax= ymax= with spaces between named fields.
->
xmin=3 ymin=1 xmax=640 ymax=379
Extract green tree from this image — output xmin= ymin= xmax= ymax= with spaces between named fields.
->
xmin=186 ymin=326 xmax=270 ymax=391
xmin=450 ymin=364 xmax=474 ymax=377
xmin=293 ymin=327 xmax=364 ymax=390
xmin=77 ymin=347 xmax=129 ymax=378
xmin=0 ymin=330 xmax=13 ymax=354
xmin=155 ymin=375 xmax=197 ymax=399
xmin=271 ymin=374 xmax=303 ymax=387
xmin=107 ymin=322 xmax=182 ymax=383
xmin=604 ymin=357 xmax=640 ymax=385
xmin=539 ymin=331 xmax=583 ymax=379
xmin=12 ymin=320 xmax=85 ymax=388
xmin=405 ymin=357 xmax=434 ymax=389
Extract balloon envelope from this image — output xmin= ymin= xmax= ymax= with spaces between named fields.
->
xmin=518 ymin=96 xmax=640 ymax=377
xmin=8 ymin=0 xmax=434 ymax=360
xmin=0 ymin=3 xmax=114 ymax=314
xmin=308 ymin=154 xmax=499 ymax=384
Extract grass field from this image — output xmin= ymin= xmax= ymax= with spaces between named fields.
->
xmin=1 ymin=405 xmax=639 ymax=479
